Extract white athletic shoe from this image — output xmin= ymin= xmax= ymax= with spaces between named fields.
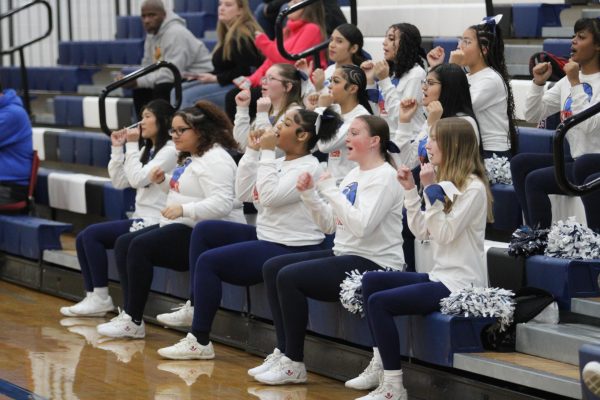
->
xmin=355 ymin=381 xmax=407 ymax=400
xmin=158 ymin=360 xmax=215 ymax=385
xmin=97 ymin=339 xmax=145 ymax=363
xmin=156 ymin=300 xmax=194 ymax=327
xmin=346 ymin=355 xmax=383 ymax=390
xmin=60 ymin=293 xmax=114 ymax=317
xmin=253 ymin=356 xmax=307 ymax=385
xmin=583 ymin=361 xmax=600 ymax=396
xmin=157 ymin=333 xmax=215 ymax=360
xmin=248 ymin=348 xmax=283 ymax=377
xmin=96 ymin=310 xmax=145 ymax=339
xmin=247 ymin=386 xmax=307 ymax=400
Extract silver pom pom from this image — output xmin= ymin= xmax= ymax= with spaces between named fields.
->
xmin=339 ymin=268 xmax=394 ymax=316
xmin=485 ymin=154 xmax=512 ymax=185
xmin=545 ymin=217 xmax=600 ymax=260
xmin=129 ymin=219 xmax=150 ymax=232
xmin=440 ymin=286 xmax=515 ymax=331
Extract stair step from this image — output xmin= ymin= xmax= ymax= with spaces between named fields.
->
xmin=453 ymin=352 xmax=581 ymax=399
xmin=542 ymin=26 xmax=573 ymax=38
xmin=571 ymin=297 xmax=600 ymax=319
xmin=516 ymin=322 xmax=600 ymax=365
xmin=43 ymin=249 xmax=79 ymax=270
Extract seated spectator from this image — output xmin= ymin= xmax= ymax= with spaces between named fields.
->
xmin=59 ymin=100 xmax=178 ymax=317
xmin=0 ymin=82 xmax=33 ymax=206
xmin=95 ymin=101 xmax=244 ymax=339
xmin=176 ymin=0 xmax=264 ymax=110
xmin=119 ymin=0 xmax=213 ymax=117
xmin=511 ymin=17 xmax=600 ymax=230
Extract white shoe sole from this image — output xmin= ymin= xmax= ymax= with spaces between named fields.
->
xmin=61 ymin=305 xmax=114 ymax=318
xmin=344 ymin=381 xmax=379 ymax=390
xmin=157 ymin=350 xmax=215 ymax=360
xmin=254 ymin=375 xmax=307 ymax=385
xmin=156 ymin=317 xmax=192 ymax=328
xmin=97 ymin=328 xmax=145 ymax=339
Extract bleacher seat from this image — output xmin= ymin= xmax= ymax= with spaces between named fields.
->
xmin=432 ymin=37 xmax=458 ymax=63
xmin=58 ymin=40 xmax=144 ymax=66
xmin=526 ymin=256 xmax=600 ymax=310
xmin=0 ymin=215 xmax=72 ymax=260
xmin=517 ymin=127 xmax=554 ymax=154
xmin=102 ymin=183 xmax=136 ymax=220
xmin=491 ymin=184 xmax=523 ymax=233
xmin=543 ymin=38 xmax=572 ymax=58
xmin=0 ymin=67 xmax=97 ymax=93
xmin=512 ymin=3 xmax=570 ymax=38
xmin=53 ymin=96 xmax=84 ymax=126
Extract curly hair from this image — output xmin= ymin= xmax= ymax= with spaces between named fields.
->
xmin=389 ymin=23 xmax=425 ymax=79
xmin=174 ymin=101 xmax=238 ymax=163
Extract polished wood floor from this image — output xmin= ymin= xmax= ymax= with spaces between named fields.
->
xmin=0 ymin=280 xmax=363 ymax=400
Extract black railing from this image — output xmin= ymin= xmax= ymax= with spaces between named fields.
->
xmin=0 ymin=0 xmax=52 ymax=115
xmin=98 ymin=61 xmax=182 ymax=136
xmin=553 ymin=102 xmax=600 ymax=195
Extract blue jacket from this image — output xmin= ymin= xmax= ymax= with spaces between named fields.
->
xmin=0 ymin=89 xmax=32 ymax=185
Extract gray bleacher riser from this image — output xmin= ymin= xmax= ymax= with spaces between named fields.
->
xmin=582 ymin=9 xmax=600 ymax=19
xmin=453 ymin=353 xmax=581 ymax=399
xmin=505 ymin=44 xmax=543 ymax=65
xmin=571 ymin=298 xmax=600 ymax=319
xmin=508 ymin=65 xmax=531 ymax=78
xmin=516 ymin=322 xmax=600 ymax=365
xmin=542 ymin=26 xmax=574 ymax=38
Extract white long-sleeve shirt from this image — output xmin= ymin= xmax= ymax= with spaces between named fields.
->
xmin=404 ymin=177 xmax=488 ymax=293
xmin=233 ymin=105 xmax=301 ymax=151
xmin=468 ymin=67 xmax=511 ymax=152
xmin=393 ymin=115 xmax=479 ymax=169
xmin=524 ymin=71 xmax=600 ymax=158
xmin=317 ymin=103 xmax=371 ymax=182
xmin=108 ymin=141 xmax=178 ymax=224
xmin=158 ymin=144 xmax=244 ymax=227
xmin=300 ymin=162 xmax=405 ymax=269
xmin=369 ymin=64 xmax=427 ymax=135
xmin=236 ymin=148 xmax=325 ymax=246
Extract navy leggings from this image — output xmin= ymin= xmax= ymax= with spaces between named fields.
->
xmin=75 ymin=219 xmax=134 ymax=292
xmin=511 ymin=153 xmax=600 ymax=229
xmin=114 ymin=223 xmax=192 ymax=322
xmin=262 ymin=250 xmax=382 ymax=362
xmin=362 ymin=271 xmax=450 ymax=370
xmin=190 ymin=220 xmax=326 ymax=344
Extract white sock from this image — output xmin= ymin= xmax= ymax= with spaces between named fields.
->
xmin=373 ymin=347 xmax=383 ymax=366
xmin=383 ymin=369 xmax=404 ymax=389
xmin=93 ymin=287 xmax=109 ymax=300
xmin=85 ymin=291 xmax=93 ymax=297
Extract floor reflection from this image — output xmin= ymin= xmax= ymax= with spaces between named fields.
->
xmin=248 ymin=385 xmax=308 ymax=400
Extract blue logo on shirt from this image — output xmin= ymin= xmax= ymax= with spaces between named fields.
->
xmin=562 ymin=82 xmax=593 ymax=121
xmin=342 ymin=182 xmax=358 ymax=205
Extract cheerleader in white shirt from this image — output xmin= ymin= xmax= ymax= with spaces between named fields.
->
xmin=361 ymin=23 xmax=427 ymax=135
xmin=428 ymin=15 xmax=516 ymax=158
xmin=248 ymin=115 xmax=405 ymax=386
xmin=356 ymin=118 xmax=493 ymax=400
xmin=511 ymin=17 xmax=600 ymax=230
xmin=96 ymin=101 xmax=244 ymax=339
xmin=60 ymin=99 xmax=177 ymax=318
xmin=155 ymin=107 xmax=342 ymax=360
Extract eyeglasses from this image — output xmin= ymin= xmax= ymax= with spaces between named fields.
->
xmin=261 ymin=75 xmax=288 ymax=84
xmin=169 ymin=127 xmax=192 ymax=137
xmin=457 ymin=37 xmax=474 ymax=47
xmin=421 ymin=79 xmax=441 ymax=88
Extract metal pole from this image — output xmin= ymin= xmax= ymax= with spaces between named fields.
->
xmin=18 ymin=48 xmax=31 ymax=116
xmin=67 ymin=0 xmax=73 ymax=40
xmin=485 ymin=0 xmax=493 ymax=17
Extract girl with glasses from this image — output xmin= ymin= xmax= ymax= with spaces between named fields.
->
xmin=60 ymin=99 xmax=178 ymax=318
xmin=95 ymin=101 xmax=245 ymax=339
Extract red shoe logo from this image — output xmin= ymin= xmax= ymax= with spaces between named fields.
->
xmin=384 ymin=393 xmax=393 ymax=399
xmin=125 ymin=326 xmax=130 ymax=331
xmin=190 ymin=346 xmax=197 ymax=351
xmin=285 ymin=369 xmax=294 ymax=376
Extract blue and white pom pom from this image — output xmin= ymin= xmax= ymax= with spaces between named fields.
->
xmin=440 ymin=286 xmax=515 ymax=331
xmin=545 ymin=217 xmax=600 ymax=260
xmin=129 ymin=219 xmax=150 ymax=232
xmin=339 ymin=268 xmax=394 ymax=316
xmin=485 ymin=154 xmax=512 ymax=185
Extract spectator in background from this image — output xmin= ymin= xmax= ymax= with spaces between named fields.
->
xmin=0 ymin=82 xmax=33 ymax=206
xmin=176 ymin=0 xmax=264 ymax=110
xmin=120 ymin=0 xmax=213 ymax=117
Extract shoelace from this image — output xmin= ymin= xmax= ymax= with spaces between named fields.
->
xmin=110 ymin=307 xmax=127 ymax=322
xmin=262 ymin=351 xmax=280 ymax=364
xmin=170 ymin=302 xmax=191 ymax=312
xmin=360 ymin=357 xmax=381 ymax=377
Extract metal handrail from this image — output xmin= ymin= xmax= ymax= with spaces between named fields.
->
xmin=274 ymin=0 xmax=332 ymax=67
xmin=553 ymin=101 xmax=600 ymax=195
xmin=98 ymin=61 xmax=182 ymax=136
xmin=1 ymin=0 xmax=53 ymax=116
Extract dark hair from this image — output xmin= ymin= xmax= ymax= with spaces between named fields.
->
xmin=337 ymin=64 xmax=373 ymax=114
xmin=139 ymin=99 xmax=175 ymax=165
xmin=469 ymin=21 xmax=517 ymax=152
xmin=355 ymin=115 xmax=391 ymax=163
xmin=270 ymin=63 xmax=303 ymax=123
xmin=174 ymin=100 xmax=238 ymax=163
xmin=292 ymin=107 xmax=342 ymax=151
xmin=389 ymin=23 xmax=426 ymax=78
xmin=334 ymin=24 xmax=367 ymax=66
xmin=574 ymin=18 xmax=600 ymax=64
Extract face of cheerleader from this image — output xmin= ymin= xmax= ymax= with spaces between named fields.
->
xmin=457 ymin=28 xmax=484 ymax=69
xmin=261 ymin=66 xmax=290 ymax=104
xmin=346 ymin=118 xmax=380 ymax=163
xmin=170 ymin=115 xmax=198 ymax=153
xmin=287 ymin=0 xmax=304 ymax=21
xmin=382 ymin=27 xmax=400 ymax=62
xmin=329 ymin=29 xmax=358 ymax=64
xmin=275 ymin=110 xmax=306 ymax=154
xmin=422 ymin=71 xmax=442 ymax=107
xmin=426 ymin=130 xmax=442 ymax=166
xmin=571 ymin=29 xmax=600 ymax=66
xmin=329 ymin=69 xmax=356 ymax=105
xmin=218 ymin=0 xmax=242 ymax=26
xmin=139 ymin=109 xmax=159 ymax=142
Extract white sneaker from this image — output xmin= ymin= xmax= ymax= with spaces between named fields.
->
xmin=346 ymin=356 xmax=383 ymax=390
xmin=96 ymin=310 xmax=145 ymax=339
xmin=60 ymin=293 xmax=114 ymax=317
xmin=583 ymin=361 xmax=600 ymax=396
xmin=156 ymin=300 xmax=194 ymax=327
xmin=254 ymin=355 xmax=307 ymax=385
xmin=97 ymin=339 xmax=145 ymax=363
xmin=157 ymin=333 xmax=215 ymax=360
xmin=248 ymin=348 xmax=283 ymax=377
xmin=355 ymin=381 xmax=407 ymax=400
xmin=247 ymin=386 xmax=307 ymax=400
xmin=158 ymin=360 xmax=215 ymax=385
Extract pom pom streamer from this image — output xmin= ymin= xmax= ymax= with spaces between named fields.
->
xmin=545 ymin=217 xmax=600 ymax=260
xmin=485 ymin=154 xmax=512 ymax=184
xmin=440 ymin=286 xmax=515 ymax=332
xmin=508 ymin=225 xmax=549 ymax=257
xmin=129 ymin=219 xmax=151 ymax=232
xmin=339 ymin=268 xmax=396 ymax=316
